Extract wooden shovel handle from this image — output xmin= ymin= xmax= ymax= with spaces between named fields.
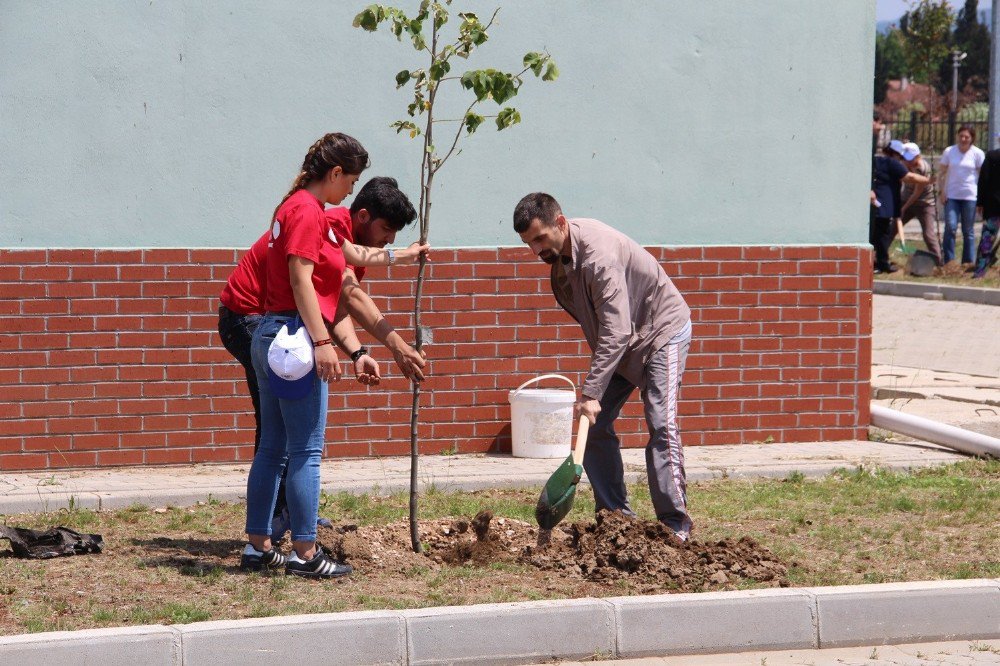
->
xmin=572 ymin=415 xmax=590 ymax=466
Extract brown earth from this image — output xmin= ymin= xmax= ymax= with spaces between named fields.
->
xmin=0 ymin=507 xmax=788 ymax=635
xmin=321 ymin=509 xmax=788 ymax=591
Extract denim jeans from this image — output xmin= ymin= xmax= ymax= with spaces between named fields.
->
xmin=217 ymin=306 xmax=263 ymax=449
xmin=943 ymin=198 xmax=977 ymax=264
xmin=245 ymin=314 xmax=327 ymax=542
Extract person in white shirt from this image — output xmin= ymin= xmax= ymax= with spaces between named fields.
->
xmin=939 ymin=125 xmax=986 ymax=264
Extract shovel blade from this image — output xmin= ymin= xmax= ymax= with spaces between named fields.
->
xmin=535 ymin=454 xmax=583 ymax=529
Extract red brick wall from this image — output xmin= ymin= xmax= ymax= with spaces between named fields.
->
xmin=0 ymin=246 xmax=872 ymax=471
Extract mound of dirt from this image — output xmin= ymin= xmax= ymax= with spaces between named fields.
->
xmin=522 ymin=510 xmax=788 ymax=589
xmin=315 ymin=509 xmax=788 ymax=593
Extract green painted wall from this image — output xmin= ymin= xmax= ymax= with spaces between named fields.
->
xmin=1 ymin=1 xmax=875 ymax=249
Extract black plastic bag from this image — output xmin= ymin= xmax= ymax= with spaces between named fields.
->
xmin=0 ymin=525 xmax=104 ymax=559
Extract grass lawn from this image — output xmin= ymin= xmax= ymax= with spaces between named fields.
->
xmin=1 ymin=460 xmax=998 ymax=635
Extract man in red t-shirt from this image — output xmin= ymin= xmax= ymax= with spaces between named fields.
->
xmin=218 ymin=177 xmax=424 ymax=527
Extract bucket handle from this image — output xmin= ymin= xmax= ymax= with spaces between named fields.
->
xmin=512 ymin=374 xmax=576 ymax=397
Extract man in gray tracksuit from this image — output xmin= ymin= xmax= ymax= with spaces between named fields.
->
xmin=513 ymin=192 xmax=694 ymax=539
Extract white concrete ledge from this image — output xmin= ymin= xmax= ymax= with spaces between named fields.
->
xmin=175 ymin=611 xmax=405 ymax=665
xmin=402 ymin=598 xmax=615 ymax=665
xmin=812 ymin=579 xmax=1000 ymax=648
xmin=610 ymin=588 xmax=818 ymax=657
xmin=1 ymin=580 xmax=998 ymax=664
xmin=874 ymin=279 xmax=1000 ymax=306
xmin=0 ymin=625 xmax=177 ymax=665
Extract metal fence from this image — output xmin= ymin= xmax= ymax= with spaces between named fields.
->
xmin=882 ymin=111 xmax=989 ymax=157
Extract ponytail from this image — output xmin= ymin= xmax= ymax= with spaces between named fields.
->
xmin=271 ymin=133 xmax=370 ymax=222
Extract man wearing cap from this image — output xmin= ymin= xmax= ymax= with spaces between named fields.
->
xmin=871 ymin=141 xmax=929 ymax=273
xmin=899 ymin=142 xmax=943 ymax=266
xmin=513 ymin=192 xmax=694 ymax=540
xmin=218 ymin=176 xmax=426 ymax=530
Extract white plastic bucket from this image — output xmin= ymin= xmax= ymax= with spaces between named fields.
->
xmin=507 ymin=374 xmax=576 ymax=458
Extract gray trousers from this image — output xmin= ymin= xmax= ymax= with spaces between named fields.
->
xmin=582 ymin=338 xmax=693 ymax=538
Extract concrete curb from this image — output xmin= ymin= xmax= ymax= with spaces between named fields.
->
xmin=2 ymin=580 xmax=997 ymax=664
xmin=874 ymin=279 xmax=1000 ymax=306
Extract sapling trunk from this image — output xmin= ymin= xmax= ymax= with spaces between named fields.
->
xmin=353 ymin=1 xmax=556 ymax=554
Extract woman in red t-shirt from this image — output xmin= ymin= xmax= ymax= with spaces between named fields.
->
xmin=238 ymin=133 xmax=385 ymax=579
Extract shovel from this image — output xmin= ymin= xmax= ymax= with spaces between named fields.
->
xmin=535 ymin=415 xmax=590 ymax=529
xmin=896 ymin=218 xmax=915 ymax=256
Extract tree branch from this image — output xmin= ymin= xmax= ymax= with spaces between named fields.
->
xmin=482 ymin=7 xmax=501 ymax=33
xmin=433 ymin=98 xmax=478 ymax=174
xmin=432 ymin=114 xmax=498 ymax=123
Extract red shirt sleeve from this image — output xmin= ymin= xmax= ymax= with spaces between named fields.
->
xmin=264 ymin=190 xmax=326 ymax=313
xmin=279 ymin=199 xmax=324 ymax=264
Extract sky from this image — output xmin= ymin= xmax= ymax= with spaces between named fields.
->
xmin=876 ymin=0 xmax=982 ymax=22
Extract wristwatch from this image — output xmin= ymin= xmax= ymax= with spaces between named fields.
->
xmin=350 ymin=346 xmax=370 ymax=362
xmin=386 ymin=248 xmax=396 ymax=265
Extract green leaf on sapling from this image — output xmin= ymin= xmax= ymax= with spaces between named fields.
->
xmin=463 ymin=112 xmax=485 ymax=134
xmin=523 ymin=52 xmax=544 ymax=76
xmin=491 ymin=73 xmax=517 ymax=104
xmin=542 ymin=61 xmax=559 ymax=81
xmin=429 ymin=60 xmax=451 ymax=81
xmin=460 ymin=70 xmax=492 ymax=101
xmin=353 ymin=6 xmax=381 ymax=31
xmin=433 ymin=4 xmax=449 ymax=29
xmin=396 ymin=70 xmax=412 ymax=87
xmin=496 ymin=107 xmax=521 ymax=130
xmin=391 ymin=120 xmax=421 ymax=138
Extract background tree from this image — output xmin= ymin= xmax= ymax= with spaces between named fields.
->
xmin=354 ymin=1 xmax=557 ymax=552
xmin=935 ymin=0 xmax=991 ymax=100
xmin=875 ymin=28 xmax=907 ymax=104
xmin=900 ymin=0 xmax=954 ymax=88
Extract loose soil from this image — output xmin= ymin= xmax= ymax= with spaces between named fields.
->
xmin=324 ymin=509 xmax=787 ymax=591
xmin=0 ymin=506 xmax=786 ymax=636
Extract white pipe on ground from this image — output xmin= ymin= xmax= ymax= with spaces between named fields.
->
xmin=870 ymin=404 xmax=1000 ymax=459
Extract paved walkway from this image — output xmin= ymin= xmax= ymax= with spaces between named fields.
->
xmin=554 ymin=639 xmax=1000 ymax=665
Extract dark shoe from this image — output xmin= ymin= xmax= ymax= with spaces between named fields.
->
xmin=239 ymin=543 xmax=288 ymax=572
xmin=285 ymin=548 xmax=352 ymax=579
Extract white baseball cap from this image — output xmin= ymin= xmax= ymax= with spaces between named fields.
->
xmin=888 ymin=139 xmax=906 ymax=155
xmin=267 ymin=316 xmax=315 ymax=399
xmin=901 ymin=142 xmax=921 ymax=161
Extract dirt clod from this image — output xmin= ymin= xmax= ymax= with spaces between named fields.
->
xmin=471 ymin=510 xmax=492 ymax=542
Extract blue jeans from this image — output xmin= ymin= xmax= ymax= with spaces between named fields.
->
xmin=943 ymin=198 xmax=977 ymax=264
xmin=245 ymin=314 xmax=327 ymax=542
